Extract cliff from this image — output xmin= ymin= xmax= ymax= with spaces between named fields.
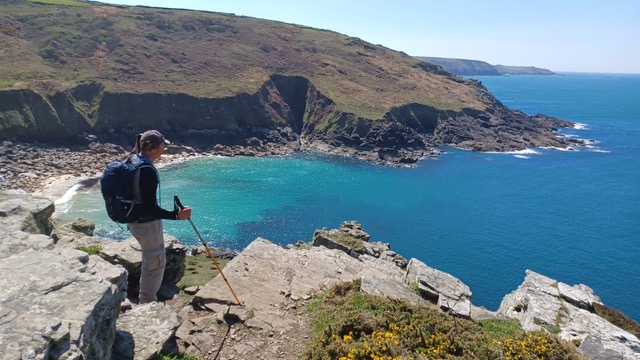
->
xmin=1 ymin=191 xmax=639 ymax=359
xmin=1 ymin=0 xmax=579 ymax=168
xmin=417 ymin=56 xmax=558 ymax=76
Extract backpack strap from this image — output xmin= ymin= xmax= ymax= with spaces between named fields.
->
xmin=130 ymin=156 xmax=160 ymax=205
xmin=133 ymin=167 xmax=142 ymax=203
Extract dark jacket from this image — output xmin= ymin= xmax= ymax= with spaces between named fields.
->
xmin=133 ymin=155 xmax=177 ymax=222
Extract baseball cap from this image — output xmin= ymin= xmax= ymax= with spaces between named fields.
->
xmin=140 ymin=130 xmax=170 ymax=145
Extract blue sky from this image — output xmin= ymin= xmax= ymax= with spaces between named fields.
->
xmin=96 ymin=0 xmax=640 ymax=74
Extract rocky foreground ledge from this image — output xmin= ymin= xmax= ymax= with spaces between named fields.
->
xmin=1 ymin=191 xmax=638 ymax=359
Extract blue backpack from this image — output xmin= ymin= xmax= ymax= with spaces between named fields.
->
xmin=100 ymin=155 xmax=154 ymax=223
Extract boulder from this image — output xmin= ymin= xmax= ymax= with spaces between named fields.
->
xmin=112 ymin=302 xmax=181 ymax=360
xmin=70 ymin=217 xmax=96 ymax=236
xmin=404 ymin=258 xmax=472 ymax=318
xmin=498 ymin=270 xmax=640 ymax=359
xmin=98 ymin=236 xmax=187 ymax=298
xmin=0 ymin=248 xmax=127 ymax=360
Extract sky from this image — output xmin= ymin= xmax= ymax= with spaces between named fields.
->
xmin=96 ymin=0 xmax=640 ymax=74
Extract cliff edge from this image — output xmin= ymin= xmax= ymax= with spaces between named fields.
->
xmin=1 ymin=191 xmax=638 ymax=359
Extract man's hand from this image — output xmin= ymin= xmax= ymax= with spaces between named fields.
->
xmin=177 ymin=206 xmax=192 ymax=220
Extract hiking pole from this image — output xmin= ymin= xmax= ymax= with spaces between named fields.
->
xmin=174 ymin=195 xmax=242 ymax=305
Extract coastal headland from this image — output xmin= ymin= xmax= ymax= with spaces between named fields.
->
xmin=0 ymin=0 xmax=585 ymax=195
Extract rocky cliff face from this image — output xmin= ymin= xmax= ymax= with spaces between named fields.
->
xmin=0 ymin=75 xmax=582 ymax=167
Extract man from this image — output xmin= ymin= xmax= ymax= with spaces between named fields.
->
xmin=128 ymin=129 xmax=192 ymax=303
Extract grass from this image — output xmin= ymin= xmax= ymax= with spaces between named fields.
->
xmin=478 ymin=318 xmax=522 ymax=338
xmin=156 ymin=353 xmax=199 ymax=360
xmin=2 ymin=0 xmax=488 ymax=128
xmin=325 ymin=231 xmax=365 ymax=253
xmin=176 ymin=255 xmax=229 ymax=303
xmin=303 ymin=280 xmax=588 ymax=359
xmin=75 ymin=245 xmax=102 ymax=255
xmin=28 ymin=0 xmax=88 ymax=7
xmin=178 ymin=255 xmax=228 ymax=289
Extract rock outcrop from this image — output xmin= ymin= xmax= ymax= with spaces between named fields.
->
xmin=112 ymin=302 xmax=182 ymax=360
xmin=311 ymin=220 xmax=408 ymax=268
xmin=0 ymin=192 xmax=128 ymax=359
xmin=0 ymin=191 xmax=186 ymax=359
xmin=178 ymin=237 xmax=418 ymax=358
xmin=0 ymin=248 xmax=127 ymax=360
xmin=2 ymin=190 xmax=638 ymax=360
xmin=405 ymin=258 xmax=473 ymax=318
xmin=499 ymin=270 xmax=640 ymax=359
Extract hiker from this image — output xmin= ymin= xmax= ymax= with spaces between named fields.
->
xmin=128 ymin=129 xmax=192 ymax=303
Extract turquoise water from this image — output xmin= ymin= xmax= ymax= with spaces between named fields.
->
xmin=57 ymin=73 xmax=640 ymax=322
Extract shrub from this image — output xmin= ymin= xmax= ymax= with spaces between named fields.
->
xmin=303 ymin=280 xmax=588 ymax=359
xmin=594 ymin=302 xmax=640 ymax=339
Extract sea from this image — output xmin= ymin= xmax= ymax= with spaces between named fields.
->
xmin=55 ymin=72 xmax=640 ymax=322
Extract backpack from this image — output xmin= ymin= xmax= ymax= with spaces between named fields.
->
xmin=100 ymin=154 xmax=154 ymax=223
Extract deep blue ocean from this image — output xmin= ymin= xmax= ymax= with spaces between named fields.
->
xmin=56 ymin=72 xmax=640 ymax=322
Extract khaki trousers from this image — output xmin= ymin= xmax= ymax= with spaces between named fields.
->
xmin=128 ymin=220 xmax=166 ymax=303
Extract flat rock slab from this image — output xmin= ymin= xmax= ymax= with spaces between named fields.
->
xmin=193 ymin=238 xmax=410 ymax=331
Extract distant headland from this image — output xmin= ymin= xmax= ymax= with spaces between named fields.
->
xmin=415 ymin=56 xmax=558 ymax=76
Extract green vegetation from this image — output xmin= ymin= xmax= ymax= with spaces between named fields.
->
xmin=594 ymin=303 xmax=640 ymax=339
xmin=28 ymin=0 xmax=87 ymax=7
xmin=0 ymin=110 xmax=28 ymax=130
xmin=156 ymin=353 xmax=199 ymax=360
xmin=304 ymin=280 xmax=587 ymax=359
xmin=178 ymin=255 xmax=228 ymax=289
xmin=75 ymin=245 xmax=101 ymax=255
xmin=327 ymin=232 xmax=365 ymax=253
xmin=246 ymin=308 xmax=255 ymax=319
xmin=2 ymin=0 xmax=489 ymax=133
xmin=478 ymin=318 xmax=522 ymax=338
xmin=546 ymin=326 xmax=562 ymax=335
xmin=176 ymin=255 xmax=229 ymax=303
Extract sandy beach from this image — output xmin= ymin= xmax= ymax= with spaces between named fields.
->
xmin=0 ymin=140 xmax=300 ymax=203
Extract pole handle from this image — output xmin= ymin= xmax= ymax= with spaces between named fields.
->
xmin=174 ymin=195 xmax=184 ymax=210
